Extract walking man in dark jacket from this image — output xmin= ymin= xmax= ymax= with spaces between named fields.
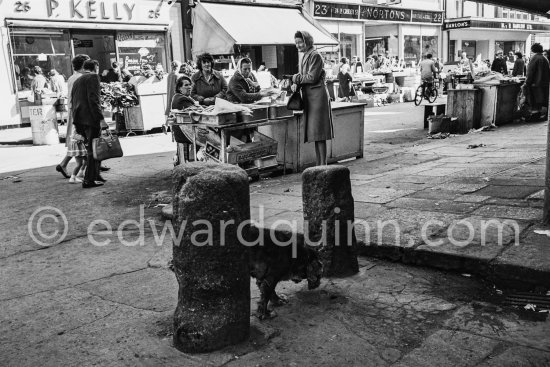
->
xmin=71 ymin=59 xmax=105 ymax=188
xmin=524 ymin=43 xmax=550 ymax=120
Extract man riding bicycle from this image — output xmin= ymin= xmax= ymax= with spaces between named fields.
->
xmin=418 ymin=53 xmax=437 ymax=98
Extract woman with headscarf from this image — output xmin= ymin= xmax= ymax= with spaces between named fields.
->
xmin=338 ymin=63 xmax=353 ymax=101
xmin=291 ymin=30 xmax=334 ymax=166
xmin=226 ymin=57 xmax=275 ymax=103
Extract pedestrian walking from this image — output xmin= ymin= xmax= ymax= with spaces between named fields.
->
xmin=512 ymin=52 xmax=526 ymax=77
xmin=337 ymin=63 xmax=353 ymax=101
xmin=523 ymin=43 xmax=550 ymax=120
xmin=71 ymin=59 xmax=106 ymax=188
xmin=66 ymin=130 xmax=87 ymax=183
xmin=291 ymin=30 xmax=334 ymax=166
xmin=56 ymin=54 xmax=90 ymax=179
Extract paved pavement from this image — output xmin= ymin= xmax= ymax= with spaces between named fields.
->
xmin=1 ymin=101 xmax=549 ymax=365
xmin=249 ymin=118 xmax=550 ymax=290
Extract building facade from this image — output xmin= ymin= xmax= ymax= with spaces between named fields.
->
xmin=304 ymin=0 xmax=444 ymax=65
xmin=0 ymin=0 xmax=178 ymax=128
xmin=443 ymin=0 xmax=550 ymax=62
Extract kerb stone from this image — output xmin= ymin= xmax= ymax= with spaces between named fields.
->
xmin=302 ymin=165 xmax=359 ymax=277
xmin=172 ymin=163 xmax=250 ymax=353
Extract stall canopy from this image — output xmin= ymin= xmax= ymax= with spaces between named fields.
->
xmin=191 ymin=2 xmax=338 ymax=57
xmin=478 ymin=0 xmax=550 ymax=16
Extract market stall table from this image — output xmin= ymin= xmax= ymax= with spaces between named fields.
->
xmin=172 ymin=101 xmax=366 ymax=174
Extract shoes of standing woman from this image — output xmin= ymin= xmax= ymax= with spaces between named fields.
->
xmin=82 ymin=181 xmax=104 ymax=188
xmin=56 ymin=165 xmax=70 ymax=179
xmin=97 ymin=175 xmax=107 ymax=183
xmin=100 ymin=166 xmax=111 ymax=172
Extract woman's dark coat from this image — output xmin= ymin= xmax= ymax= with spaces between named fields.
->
xmin=292 ymin=46 xmax=334 ymax=143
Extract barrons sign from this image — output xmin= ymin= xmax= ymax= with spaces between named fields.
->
xmin=1 ymin=0 xmax=170 ymax=23
xmin=443 ymin=20 xmax=471 ymax=30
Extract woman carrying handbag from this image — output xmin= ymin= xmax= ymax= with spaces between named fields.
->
xmin=290 ymin=30 xmax=334 ymax=166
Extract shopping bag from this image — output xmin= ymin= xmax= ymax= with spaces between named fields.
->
xmin=286 ymin=90 xmax=303 ymax=110
xmin=92 ymin=130 xmax=123 ymax=161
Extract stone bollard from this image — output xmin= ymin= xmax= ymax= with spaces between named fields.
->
xmin=172 ymin=162 xmax=250 ymax=353
xmin=302 ymin=165 xmax=359 ymax=277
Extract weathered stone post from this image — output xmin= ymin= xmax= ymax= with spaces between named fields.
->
xmin=302 ymin=165 xmax=359 ymax=277
xmin=172 ymin=163 xmax=250 ymax=353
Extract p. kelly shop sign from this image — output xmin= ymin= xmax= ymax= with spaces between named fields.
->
xmin=2 ymin=0 xmax=170 ymax=24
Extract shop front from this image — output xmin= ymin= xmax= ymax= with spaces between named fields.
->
xmin=309 ymin=1 xmax=443 ymax=65
xmin=190 ymin=1 xmax=338 ymax=79
xmin=443 ymin=18 xmax=550 ymax=62
xmin=0 ymin=0 xmax=173 ymax=128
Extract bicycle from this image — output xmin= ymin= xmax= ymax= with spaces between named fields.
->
xmin=414 ymin=79 xmax=439 ymax=106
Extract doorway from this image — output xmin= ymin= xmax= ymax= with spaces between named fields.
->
xmin=71 ymin=31 xmax=117 ymax=75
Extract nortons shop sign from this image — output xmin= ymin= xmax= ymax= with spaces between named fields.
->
xmin=2 ymin=0 xmax=170 ymax=24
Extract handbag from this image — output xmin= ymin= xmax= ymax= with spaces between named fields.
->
xmin=286 ymin=90 xmax=303 ymax=111
xmin=92 ymin=130 xmax=123 ymax=161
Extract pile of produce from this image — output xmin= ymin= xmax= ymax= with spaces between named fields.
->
xmin=100 ymin=82 xmax=139 ymax=112
xmin=179 ymin=61 xmax=198 ymax=78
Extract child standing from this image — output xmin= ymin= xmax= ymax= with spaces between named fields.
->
xmin=66 ymin=131 xmax=87 ymax=183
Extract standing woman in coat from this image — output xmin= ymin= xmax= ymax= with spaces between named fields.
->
xmin=291 ymin=30 xmax=334 ymax=166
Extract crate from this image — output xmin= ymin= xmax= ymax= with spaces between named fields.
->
xmin=123 ymin=106 xmax=144 ymax=131
xmin=200 ymin=112 xmax=237 ymax=125
xmin=205 ymin=131 xmax=278 ymax=164
xmin=237 ymin=106 xmax=268 ymax=123
xmin=268 ymin=104 xmax=293 ymax=119
xmin=174 ymin=112 xmax=196 ymax=124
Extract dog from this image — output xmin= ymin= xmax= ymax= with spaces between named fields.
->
xmin=249 ymin=230 xmax=323 ymax=320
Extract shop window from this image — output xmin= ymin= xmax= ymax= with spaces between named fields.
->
xmin=461 ymin=41 xmax=476 ymax=59
xmin=404 ymin=36 xmax=420 ymax=66
xmin=365 ymin=37 xmax=388 ymax=59
xmin=422 ymin=36 xmax=438 ymax=58
xmin=10 ymin=28 xmax=72 ymax=94
xmin=495 ymin=41 xmax=525 ymax=56
xmin=339 ymin=34 xmax=356 ymax=61
xmin=117 ymin=32 xmax=167 ymax=76
xmin=449 ymin=40 xmax=456 ymax=62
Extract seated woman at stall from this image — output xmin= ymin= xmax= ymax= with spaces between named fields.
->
xmin=170 ymin=76 xmax=199 ymax=162
xmin=225 ymin=58 xmax=275 ymax=104
xmin=191 ymin=53 xmax=227 ymax=106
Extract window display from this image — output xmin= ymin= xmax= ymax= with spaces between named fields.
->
xmin=365 ymin=37 xmax=388 ymax=58
xmin=10 ymin=29 xmax=72 ymax=95
xmin=117 ymin=32 xmax=167 ymax=76
xmin=422 ymin=36 xmax=438 ymax=57
xmin=404 ymin=35 xmax=420 ymax=66
xmin=461 ymin=41 xmax=477 ymax=59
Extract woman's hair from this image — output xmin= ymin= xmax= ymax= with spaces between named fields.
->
xmin=515 ymin=52 xmax=523 ymax=58
xmin=83 ymin=60 xmax=99 ymax=72
xmin=72 ymin=54 xmax=90 ymax=71
xmin=294 ymin=31 xmax=314 ymax=49
xmin=340 ymin=57 xmax=347 ymax=63
xmin=33 ymin=66 xmax=43 ymax=75
xmin=175 ymin=75 xmax=192 ymax=93
xmin=196 ymin=53 xmax=214 ymax=71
